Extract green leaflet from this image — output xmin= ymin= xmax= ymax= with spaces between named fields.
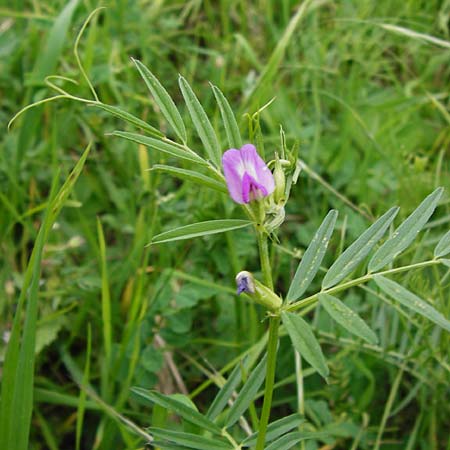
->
xmin=434 ymin=229 xmax=450 ymax=258
xmin=242 ymin=413 xmax=304 ymax=447
xmin=132 ymin=58 xmax=187 ymax=142
xmin=281 ymin=312 xmax=329 ymax=379
xmin=131 ymin=389 xmax=221 ymax=435
xmin=151 ymin=220 xmax=252 ymax=245
xmin=265 ymin=431 xmax=328 ymax=450
xmin=179 ymin=75 xmax=222 ymax=167
xmin=151 ymin=165 xmax=227 ymax=193
xmin=225 ymin=355 xmax=267 ymax=427
xmin=207 ymin=360 xmax=243 ymax=420
xmin=287 ymin=210 xmax=338 ymax=302
xmin=368 ymin=188 xmax=443 ymax=272
xmin=149 ymin=428 xmax=231 ymax=450
xmin=92 ymin=103 xmax=163 ymax=137
xmin=112 ymin=131 xmax=206 ymax=164
xmin=319 ymin=293 xmax=378 ymax=344
xmin=322 ymin=207 xmax=399 ymax=289
xmin=374 ymin=275 xmax=450 ymax=332
xmin=211 ymin=84 xmax=242 ymax=149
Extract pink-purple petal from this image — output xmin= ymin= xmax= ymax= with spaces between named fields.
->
xmin=222 ymin=149 xmax=245 ymax=204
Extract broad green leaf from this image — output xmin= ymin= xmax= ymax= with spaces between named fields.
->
xmin=322 ymin=207 xmax=399 ymax=289
xmin=281 ymin=312 xmax=329 ymax=379
xmin=151 ymin=220 xmax=252 ymax=245
xmin=0 ymin=144 xmax=91 ymax=450
xmin=374 ymin=275 xmax=450 ymax=332
xmin=287 ymin=210 xmax=338 ymax=302
xmin=265 ymin=431 xmax=328 ymax=450
xmin=92 ymin=103 xmax=163 ymax=137
xmin=318 ymin=294 xmax=378 ymax=344
xmin=132 ymin=58 xmax=187 ymax=142
xmin=211 ymin=84 xmax=242 ymax=149
xmin=434 ymin=229 xmax=450 ymax=258
xmin=112 ymin=131 xmax=206 ymax=164
xmin=179 ymin=76 xmax=221 ymax=166
xmin=369 ymin=188 xmax=443 ymax=272
xmin=207 ymin=360 xmax=243 ymax=420
xmin=149 ymin=428 xmax=231 ymax=450
xmin=442 ymin=259 xmax=450 ymax=268
xmin=242 ymin=413 xmax=304 ymax=447
xmin=131 ymin=388 xmax=221 ymax=434
xmin=225 ymin=355 xmax=267 ymax=427
xmin=151 ymin=165 xmax=227 ymax=193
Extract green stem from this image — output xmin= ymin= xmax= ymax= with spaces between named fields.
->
xmin=255 ymin=316 xmax=280 ymax=450
xmin=285 ymin=259 xmax=442 ymax=313
xmin=257 ymin=229 xmax=273 ymax=290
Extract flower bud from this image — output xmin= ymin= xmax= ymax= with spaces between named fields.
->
xmin=273 ymin=154 xmax=286 ymax=204
xmin=235 ymin=271 xmax=282 ymax=311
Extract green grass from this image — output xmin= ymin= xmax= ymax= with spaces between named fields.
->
xmin=0 ymin=1 xmax=449 ymax=449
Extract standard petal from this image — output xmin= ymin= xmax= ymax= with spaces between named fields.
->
xmin=222 ymin=149 xmax=245 ymax=204
xmin=240 ymin=144 xmax=275 ymax=195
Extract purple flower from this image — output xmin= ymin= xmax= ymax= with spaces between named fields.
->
xmin=222 ymin=144 xmax=275 ymax=204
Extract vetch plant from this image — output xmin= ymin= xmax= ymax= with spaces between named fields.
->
xmin=5 ymin=11 xmax=450 ymax=449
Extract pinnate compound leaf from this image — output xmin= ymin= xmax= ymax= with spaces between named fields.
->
xmin=151 ymin=165 xmax=227 ymax=193
xmin=225 ymin=355 xmax=267 ymax=427
xmin=318 ymin=293 xmax=378 ymax=344
xmin=211 ymin=84 xmax=242 ymax=149
xmin=148 ymin=428 xmax=232 ymax=450
xmin=265 ymin=431 xmax=329 ymax=450
xmin=368 ymin=188 xmax=443 ymax=272
xmin=374 ymin=276 xmax=450 ymax=332
xmin=112 ymin=131 xmax=206 ymax=164
xmin=287 ymin=210 xmax=338 ymax=302
xmin=151 ymin=220 xmax=252 ymax=245
xmin=207 ymin=360 xmax=243 ymax=420
xmin=179 ymin=75 xmax=222 ymax=167
xmin=242 ymin=413 xmax=304 ymax=447
xmin=281 ymin=312 xmax=329 ymax=379
xmin=322 ymin=207 xmax=399 ymax=289
xmin=132 ymin=58 xmax=187 ymax=142
xmin=92 ymin=103 xmax=163 ymax=137
xmin=434 ymin=229 xmax=450 ymax=258
xmin=131 ymin=388 xmax=221 ymax=434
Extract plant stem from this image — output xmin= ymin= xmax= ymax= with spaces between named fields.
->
xmin=257 ymin=229 xmax=273 ymax=290
xmin=255 ymin=315 xmax=280 ymax=450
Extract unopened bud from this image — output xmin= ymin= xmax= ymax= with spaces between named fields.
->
xmin=235 ymin=271 xmax=282 ymax=311
xmin=273 ymin=155 xmax=286 ymax=204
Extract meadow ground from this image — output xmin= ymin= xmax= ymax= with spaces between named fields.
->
xmin=0 ymin=1 xmax=449 ymax=449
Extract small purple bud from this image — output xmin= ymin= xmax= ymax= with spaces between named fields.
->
xmin=235 ymin=271 xmax=255 ymax=295
xmin=222 ymin=144 xmax=275 ymax=204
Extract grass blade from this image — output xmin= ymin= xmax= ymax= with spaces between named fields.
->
xmin=281 ymin=312 xmax=329 ymax=379
xmin=112 ymin=131 xmax=207 ymax=164
xmin=92 ymin=103 xmax=163 ymax=137
xmin=434 ymin=229 xmax=450 ymax=258
xmin=151 ymin=219 xmax=252 ymax=245
xmin=225 ymin=355 xmax=267 ymax=427
xmin=132 ymin=58 xmax=187 ymax=142
xmin=318 ymin=293 xmax=378 ymax=344
xmin=148 ymin=428 xmax=231 ymax=450
xmin=0 ymin=144 xmax=91 ymax=450
xmin=151 ymin=165 xmax=227 ymax=193
xmin=242 ymin=413 xmax=304 ymax=447
xmin=374 ymin=275 xmax=450 ymax=332
xmin=287 ymin=210 xmax=338 ymax=302
xmin=368 ymin=188 xmax=443 ymax=272
xmin=211 ymin=84 xmax=242 ymax=149
xmin=322 ymin=207 xmax=399 ymax=289
xmin=179 ymin=75 xmax=222 ymax=167
xmin=206 ymin=361 xmax=243 ymax=420
xmin=131 ymin=389 xmax=222 ymax=434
